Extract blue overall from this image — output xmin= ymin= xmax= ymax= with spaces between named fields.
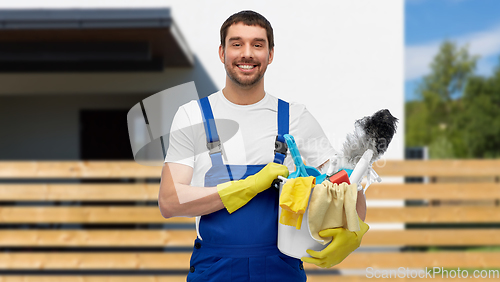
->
xmin=186 ymin=97 xmax=307 ymax=282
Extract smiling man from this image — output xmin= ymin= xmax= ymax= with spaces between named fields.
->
xmin=159 ymin=10 xmax=364 ymax=281
xmin=221 ymin=21 xmax=271 ymax=96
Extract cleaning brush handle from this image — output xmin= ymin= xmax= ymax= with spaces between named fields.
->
xmin=272 ymin=176 xmax=289 ymax=190
xmin=278 ymin=176 xmax=288 ymax=183
xmin=349 ymin=149 xmax=374 ymax=185
xmin=284 ymin=134 xmax=308 ymax=177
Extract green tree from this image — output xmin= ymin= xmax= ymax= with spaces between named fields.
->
xmin=406 ymin=41 xmax=478 ymax=158
xmin=454 ymin=60 xmax=500 ymax=158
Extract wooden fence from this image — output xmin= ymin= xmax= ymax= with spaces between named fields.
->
xmin=0 ymin=160 xmax=499 ymax=281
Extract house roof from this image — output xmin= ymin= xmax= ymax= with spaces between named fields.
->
xmin=0 ymin=8 xmax=193 ymax=72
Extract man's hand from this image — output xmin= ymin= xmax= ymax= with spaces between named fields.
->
xmin=301 ymin=217 xmax=369 ymax=268
xmin=217 ymin=162 xmax=289 ymax=213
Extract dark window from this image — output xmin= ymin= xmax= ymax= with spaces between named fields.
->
xmin=80 ymin=109 xmax=133 ymax=160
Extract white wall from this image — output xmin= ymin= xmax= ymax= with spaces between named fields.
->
xmin=163 ymin=0 xmax=404 ymax=161
xmin=2 ymin=0 xmax=404 ymax=161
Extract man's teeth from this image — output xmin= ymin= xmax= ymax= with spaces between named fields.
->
xmin=238 ymin=65 xmax=255 ymax=69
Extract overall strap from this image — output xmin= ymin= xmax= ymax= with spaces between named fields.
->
xmin=198 ymin=97 xmax=223 ymax=166
xmin=274 ymin=99 xmax=289 ymax=164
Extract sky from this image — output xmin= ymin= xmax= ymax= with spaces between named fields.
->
xmin=405 ymin=0 xmax=500 ymax=101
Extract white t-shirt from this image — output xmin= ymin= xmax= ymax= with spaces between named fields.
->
xmin=165 ymin=90 xmax=336 ymax=187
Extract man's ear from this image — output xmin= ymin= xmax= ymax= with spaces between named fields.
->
xmin=268 ymin=47 xmax=274 ymax=65
xmin=219 ymin=45 xmax=225 ymax=64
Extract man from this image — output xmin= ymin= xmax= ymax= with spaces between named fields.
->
xmin=159 ymin=10 xmax=367 ymax=281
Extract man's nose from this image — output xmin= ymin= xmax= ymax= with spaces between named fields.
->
xmin=240 ymin=44 xmax=254 ymax=58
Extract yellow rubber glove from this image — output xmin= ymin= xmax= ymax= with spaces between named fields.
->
xmin=301 ymin=216 xmax=369 ymax=268
xmin=217 ymin=163 xmax=289 ymax=214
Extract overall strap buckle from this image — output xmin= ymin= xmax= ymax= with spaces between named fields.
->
xmin=274 ymin=136 xmax=288 ymax=156
xmin=207 ymin=140 xmax=222 ymax=155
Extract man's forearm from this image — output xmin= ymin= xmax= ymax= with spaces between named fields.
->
xmin=158 ymin=164 xmax=224 ymax=218
xmin=160 ymin=184 xmax=224 ymax=218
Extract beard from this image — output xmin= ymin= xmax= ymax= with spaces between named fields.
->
xmin=224 ymin=60 xmax=266 ymax=88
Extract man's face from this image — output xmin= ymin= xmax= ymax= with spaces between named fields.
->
xmin=219 ymin=22 xmax=274 ymax=88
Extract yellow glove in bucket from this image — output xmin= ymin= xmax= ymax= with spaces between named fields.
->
xmin=217 ymin=162 xmax=289 ymax=214
xmin=301 ymin=216 xmax=369 ymax=268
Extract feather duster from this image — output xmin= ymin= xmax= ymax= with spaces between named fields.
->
xmin=327 ymin=109 xmax=398 ymax=175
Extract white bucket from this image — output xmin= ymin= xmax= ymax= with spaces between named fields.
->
xmin=277 ymin=150 xmax=374 ymax=259
xmin=277 ymin=183 xmax=326 ymax=259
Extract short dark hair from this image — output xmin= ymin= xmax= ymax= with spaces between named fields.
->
xmin=220 ymin=10 xmax=274 ymax=50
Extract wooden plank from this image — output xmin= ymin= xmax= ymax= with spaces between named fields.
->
xmin=310 ymin=277 xmax=500 ymax=282
xmin=0 ymin=278 xmax=188 ymax=282
xmin=0 ymin=207 xmax=194 ymax=224
xmin=1 ymin=229 xmax=499 ymax=247
xmin=0 ymin=277 xmax=187 ymax=282
xmin=0 ymin=253 xmax=190 ymax=269
xmin=0 ymin=182 xmax=498 ymax=202
xmin=0 ymin=277 xmax=498 ymax=282
xmin=335 ymin=252 xmax=500 ymax=269
xmin=366 ymin=183 xmax=500 ymax=200
xmin=375 ymin=160 xmax=500 ymax=177
xmin=0 ymin=252 xmax=499 ymax=269
xmin=0 ymin=276 xmax=498 ymax=282
xmin=1 ymin=160 xmax=499 ymax=178
xmin=0 ymin=230 xmax=196 ymax=247
xmin=1 ymin=206 xmax=498 ymax=224
xmin=0 ymin=162 xmax=161 ymax=178
xmin=0 ymin=184 xmax=159 ymax=201
xmin=308 ymin=276 xmax=500 ymax=282
xmin=363 ymin=229 xmax=500 ymax=246
xmin=367 ymin=206 xmax=500 ymax=223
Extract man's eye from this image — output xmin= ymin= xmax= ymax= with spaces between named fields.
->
xmin=254 ymin=44 xmax=262 ymax=47
xmin=233 ymin=43 xmax=241 ymax=47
